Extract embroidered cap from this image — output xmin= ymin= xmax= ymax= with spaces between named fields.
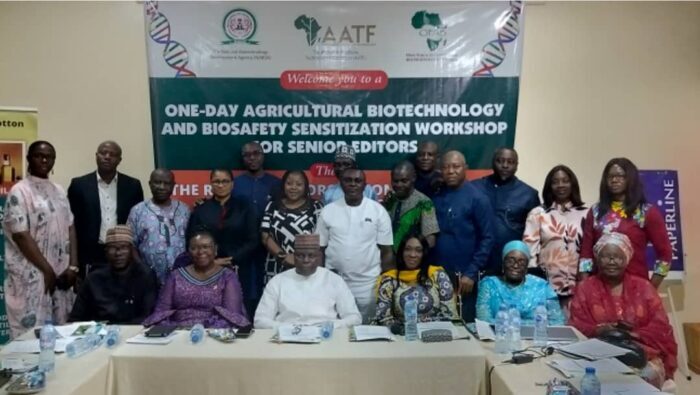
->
xmin=294 ymin=234 xmax=320 ymax=250
xmin=105 ymin=225 xmax=134 ymax=245
xmin=334 ymin=145 xmax=356 ymax=162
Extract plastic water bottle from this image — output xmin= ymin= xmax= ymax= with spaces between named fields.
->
xmin=533 ymin=301 xmax=549 ymax=347
xmin=494 ymin=304 xmax=510 ymax=354
xmin=66 ymin=334 xmax=103 ymax=358
xmin=404 ymin=295 xmax=418 ymax=341
xmin=507 ymin=304 xmax=521 ymax=352
xmin=39 ymin=320 xmax=56 ymax=374
xmin=580 ymin=367 xmax=602 ymax=395
xmin=105 ymin=326 xmax=121 ymax=348
xmin=190 ymin=324 xmax=205 ymax=344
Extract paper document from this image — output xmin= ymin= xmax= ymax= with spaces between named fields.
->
xmin=416 ymin=321 xmax=459 ymax=339
xmin=2 ymin=338 xmax=72 ymax=354
xmin=54 ymin=321 xmax=97 ymax=338
xmin=602 ymin=382 xmax=668 ymax=395
xmin=474 ymin=319 xmax=496 ymax=341
xmin=546 ymin=357 xmax=633 ymax=378
xmin=555 ymin=338 xmax=629 ymax=360
xmin=126 ymin=332 xmax=179 ymax=345
xmin=350 ymin=325 xmax=395 ymax=342
xmin=276 ymin=324 xmax=322 ymax=343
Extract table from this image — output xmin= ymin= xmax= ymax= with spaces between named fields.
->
xmin=107 ymin=326 xmax=487 ymax=395
xmin=0 ymin=326 xmax=143 ymax=395
xmin=480 ymin=338 xmax=661 ymax=395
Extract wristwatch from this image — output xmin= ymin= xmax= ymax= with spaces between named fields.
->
xmin=68 ymin=266 xmax=79 ymax=273
xmin=276 ymin=251 xmax=287 ymax=261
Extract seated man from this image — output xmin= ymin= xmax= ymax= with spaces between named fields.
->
xmin=69 ymin=226 xmax=159 ymax=324
xmin=254 ymin=234 xmax=362 ymax=329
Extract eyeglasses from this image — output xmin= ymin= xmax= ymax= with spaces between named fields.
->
xmin=242 ymin=151 xmax=262 ymax=158
xmin=503 ymin=257 xmax=528 ymax=266
xmin=598 ymin=255 xmax=625 ymax=264
xmin=211 ymin=179 xmax=232 ymax=185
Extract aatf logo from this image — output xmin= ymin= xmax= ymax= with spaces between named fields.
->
xmin=294 ymin=15 xmax=376 ymax=46
xmin=411 ymin=10 xmax=446 ymax=51
xmin=222 ymin=9 xmax=259 ymax=45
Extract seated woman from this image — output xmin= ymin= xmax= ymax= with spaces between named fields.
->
xmin=476 ymin=240 xmax=565 ymax=325
xmin=569 ymin=232 xmax=677 ymax=388
xmin=374 ymin=234 xmax=458 ymax=326
xmin=143 ymin=231 xmax=251 ymax=328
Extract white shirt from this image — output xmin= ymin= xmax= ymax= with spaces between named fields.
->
xmin=96 ymin=171 xmax=118 ymax=243
xmin=316 ymin=197 xmax=393 ymax=286
xmin=254 ymin=267 xmax=362 ymax=329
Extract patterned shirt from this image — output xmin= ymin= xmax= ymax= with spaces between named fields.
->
xmin=374 ymin=266 xmax=458 ymax=326
xmin=384 ymin=189 xmax=439 ymax=250
xmin=260 ymin=199 xmax=323 ymax=283
xmin=128 ymin=199 xmax=190 ymax=284
xmin=523 ymin=203 xmax=588 ymax=296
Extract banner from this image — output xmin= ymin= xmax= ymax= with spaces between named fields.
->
xmin=0 ymin=107 xmax=38 ymax=344
xmin=639 ymin=170 xmax=684 ymax=280
xmin=145 ymin=1 xmax=524 ymax=204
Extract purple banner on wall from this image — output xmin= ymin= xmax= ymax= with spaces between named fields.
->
xmin=640 ymin=170 xmax=684 ymax=273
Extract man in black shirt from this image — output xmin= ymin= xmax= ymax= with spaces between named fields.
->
xmin=69 ymin=225 xmax=159 ymax=324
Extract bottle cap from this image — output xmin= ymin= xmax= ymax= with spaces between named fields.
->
xmin=585 ymin=367 xmax=596 ymax=374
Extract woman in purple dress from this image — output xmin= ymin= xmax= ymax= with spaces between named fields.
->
xmin=144 ymin=231 xmax=250 ymax=328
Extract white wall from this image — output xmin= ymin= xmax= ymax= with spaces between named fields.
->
xmin=1 ymin=0 xmax=699 ymax=381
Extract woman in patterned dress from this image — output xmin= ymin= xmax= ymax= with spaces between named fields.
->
xmin=523 ymin=165 xmax=588 ymax=315
xmin=260 ymin=170 xmax=322 ymax=284
xmin=3 ymin=141 xmax=77 ymax=339
xmin=373 ymin=234 xmax=458 ymax=326
xmin=578 ymin=158 xmax=672 ymax=288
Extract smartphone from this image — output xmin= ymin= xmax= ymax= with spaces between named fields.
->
xmin=144 ymin=325 xmax=177 ymax=338
xmin=236 ymin=326 xmax=254 ymax=339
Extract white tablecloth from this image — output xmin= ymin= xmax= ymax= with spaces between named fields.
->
xmin=107 ymin=327 xmax=487 ymax=395
xmin=0 ymin=326 xmax=143 ymax=395
xmin=480 ymin=335 xmax=660 ymax=395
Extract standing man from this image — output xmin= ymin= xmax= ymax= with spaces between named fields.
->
xmin=68 ymin=141 xmax=144 ymax=276
xmin=432 ymin=151 xmax=495 ymax=322
xmin=384 ymin=161 xmax=439 ymax=250
xmin=232 ymin=141 xmax=281 ymax=315
xmin=414 ymin=140 xmax=442 ymax=198
xmin=127 ymin=169 xmax=190 ymax=284
xmin=322 ymin=145 xmax=377 ymax=205
xmin=233 ymin=141 xmax=281 ymax=217
xmin=317 ymin=169 xmax=393 ymax=323
xmin=474 ymin=148 xmax=540 ymax=274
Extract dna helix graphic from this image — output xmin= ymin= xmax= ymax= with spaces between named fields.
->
xmin=145 ymin=1 xmax=196 ymax=77
xmin=473 ymin=1 xmax=523 ymax=77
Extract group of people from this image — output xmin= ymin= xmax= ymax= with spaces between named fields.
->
xmin=2 ymin=138 xmax=678 ymax=387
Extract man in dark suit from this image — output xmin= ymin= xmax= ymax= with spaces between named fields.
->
xmin=68 ymin=141 xmax=144 ymax=277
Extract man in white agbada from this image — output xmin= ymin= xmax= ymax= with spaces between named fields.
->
xmin=316 ymin=169 xmax=394 ymax=323
xmin=254 ymin=234 xmax=361 ymax=329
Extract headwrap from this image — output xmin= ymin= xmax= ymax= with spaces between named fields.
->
xmin=502 ymin=240 xmax=531 ymax=260
xmin=593 ymin=232 xmax=633 ymax=263
xmin=105 ymin=225 xmax=134 ymax=245
xmin=294 ymin=234 xmax=320 ymax=250
xmin=334 ymin=145 xmax=356 ymax=162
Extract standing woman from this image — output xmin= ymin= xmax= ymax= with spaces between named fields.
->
xmin=579 ymin=158 xmax=672 ymax=288
xmin=523 ymin=165 xmax=588 ymax=314
xmin=187 ymin=169 xmax=259 ymax=313
xmin=260 ymin=170 xmax=323 ymax=284
xmin=3 ymin=141 xmax=78 ymax=339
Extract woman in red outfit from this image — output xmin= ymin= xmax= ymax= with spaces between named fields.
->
xmin=578 ymin=158 xmax=671 ymax=288
xmin=570 ymin=232 xmax=677 ymax=388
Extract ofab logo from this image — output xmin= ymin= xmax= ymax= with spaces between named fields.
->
xmin=222 ymin=9 xmax=259 ymax=45
xmin=411 ymin=10 xmax=446 ymax=51
xmin=294 ymin=15 xmax=376 ymax=46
